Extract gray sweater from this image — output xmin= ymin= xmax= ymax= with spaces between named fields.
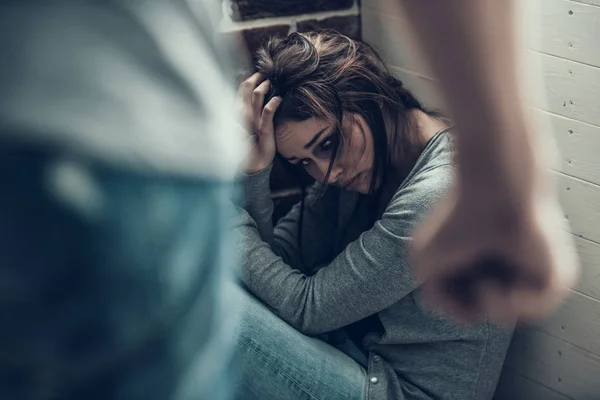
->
xmin=235 ymin=132 xmax=513 ymax=400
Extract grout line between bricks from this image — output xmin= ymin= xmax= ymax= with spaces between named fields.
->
xmin=221 ymin=4 xmax=360 ymax=32
xmin=289 ymin=21 xmax=298 ymax=33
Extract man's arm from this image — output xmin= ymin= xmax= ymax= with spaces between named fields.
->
xmin=394 ymin=0 xmax=536 ymax=195
xmin=387 ymin=0 xmax=580 ymax=323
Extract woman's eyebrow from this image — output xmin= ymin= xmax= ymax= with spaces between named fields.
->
xmin=303 ymin=127 xmax=328 ymax=149
xmin=282 ymin=126 xmax=334 ymax=162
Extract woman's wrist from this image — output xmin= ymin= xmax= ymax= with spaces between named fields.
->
xmin=241 ymin=164 xmax=273 ymax=198
xmin=242 ymin=161 xmax=274 ymax=176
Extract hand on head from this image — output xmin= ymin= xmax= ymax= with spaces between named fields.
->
xmin=238 ymin=72 xmax=282 ymax=174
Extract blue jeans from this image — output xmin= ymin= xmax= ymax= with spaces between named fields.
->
xmin=0 ymin=143 xmax=238 ymax=400
xmin=232 ymin=286 xmax=367 ymax=400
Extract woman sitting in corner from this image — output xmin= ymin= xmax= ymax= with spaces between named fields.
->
xmin=232 ymin=31 xmax=514 ymax=400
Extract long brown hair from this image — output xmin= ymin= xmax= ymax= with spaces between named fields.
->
xmin=256 ymin=30 xmax=441 ymax=190
xmin=254 ymin=30 xmax=441 ymax=251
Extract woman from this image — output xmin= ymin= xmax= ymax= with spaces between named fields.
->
xmin=232 ymin=31 xmax=513 ymax=400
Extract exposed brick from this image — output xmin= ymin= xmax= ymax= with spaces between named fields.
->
xmin=221 ymin=24 xmax=290 ymax=72
xmin=230 ymin=0 xmax=354 ymax=21
xmin=243 ymin=24 xmax=291 ymax=58
xmin=297 ymin=15 xmax=361 ymax=40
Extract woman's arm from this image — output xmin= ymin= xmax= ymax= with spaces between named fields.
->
xmin=237 ymin=71 xmax=341 ymax=272
xmin=240 ymin=166 xmax=340 ymax=273
xmin=235 ymin=164 xmax=453 ymax=335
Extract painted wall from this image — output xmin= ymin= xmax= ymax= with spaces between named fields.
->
xmin=361 ymin=1 xmax=600 ymax=398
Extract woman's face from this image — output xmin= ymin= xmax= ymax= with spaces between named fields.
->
xmin=276 ymin=114 xmax=375 ymax=193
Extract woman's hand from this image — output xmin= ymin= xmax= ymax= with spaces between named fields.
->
xmin=238 ymin=72 xmax=283 ymax=174
xmin=411 ymin=178 xmax=580 ymax=325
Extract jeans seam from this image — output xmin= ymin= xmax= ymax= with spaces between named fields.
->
xmin=363 ymin=360 xmax=370 ymax=400
xmin=238 ymin=336 xmax=321 ymax=400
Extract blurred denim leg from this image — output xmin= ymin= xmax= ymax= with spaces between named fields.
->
xmin=0 ymin=1 xmax=245 ymax=398
xmin=0 ymin=142 xmax=239 ymax=400
xmin=232 ymin=286 xmax=367 ymax=400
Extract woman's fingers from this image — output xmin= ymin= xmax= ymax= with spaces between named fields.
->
xmin=238 ymin=72 xmax=263 ymax=104
xmin=237 ymin=73 xmax=282 ymax=174
xmin=260 ymin=96 xmax=282 ymax=132
xmin=237 ymin=72 xmax=264 ymax=129
xmin=252 ymin=80 xmax=271 ymax=129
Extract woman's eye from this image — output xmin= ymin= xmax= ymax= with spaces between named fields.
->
xmin=320 ymin=138 xmax=333 ymax=151
xmin=301 ymin=159 xmax=312 ymax=166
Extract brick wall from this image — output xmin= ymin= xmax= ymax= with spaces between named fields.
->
xmin=222 ymin=0 xmax=361 ymax=50
xmin=221 ymin=0 xmax=362 ymax=221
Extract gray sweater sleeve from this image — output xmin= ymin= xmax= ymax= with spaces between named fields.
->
xmin=236 ymin=164 xmax=453 ymax=335
xmin=240 ymin=167 xmax=341 ymax=273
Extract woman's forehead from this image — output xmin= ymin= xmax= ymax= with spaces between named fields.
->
xmin=276 ymin=118 xmax=329 ymax=144
xmin=276 ymin=118 xmax=330 ymax=156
